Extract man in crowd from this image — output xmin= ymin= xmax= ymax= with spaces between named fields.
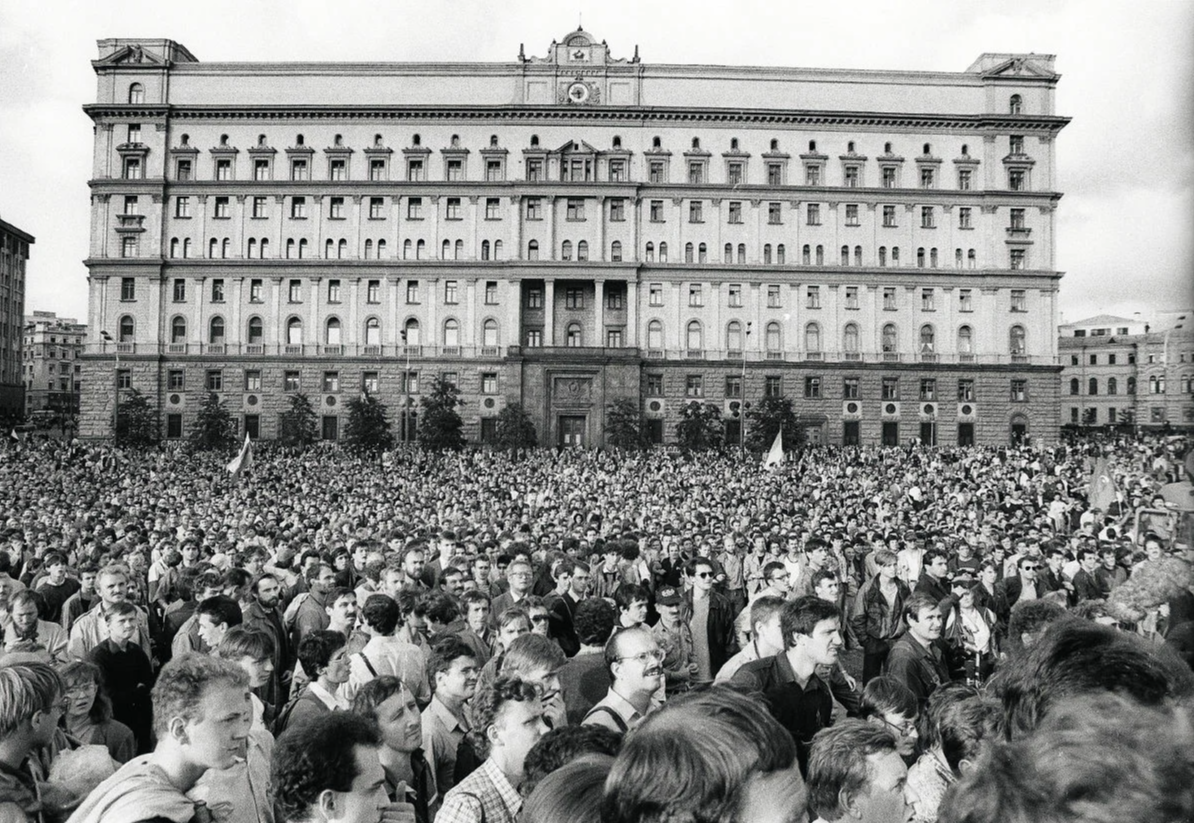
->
xmin=883 ymin=593 xmax=951 ymax=708
xmin=34 ymin=552 xmax=78 ymax=625
xmin=683 ymin=557 xmax=735 ymax=685
xmin=67 ymin=565 xmax=152 ymax=661
xmin=913 ymin=550 xmax=951 ymax=609
xmin=291 ymin=562 xmax=336 ymax=647
xmin=0 ymin=663 xmax=66 ymax=823
xmin=998 ymin=554 xmax=1042 ymax=608
xmin=242 ymin=572 xmax=291 ymax=705
xmin=352 ymin=677 xmax=436 ymax=823
xmin=717 ymin=596 xmax=786 ymax=682
xmin=559 ymin=598 xmax=615 ymax=724
xmin=489 ymin=560 xmax=534 ymax=624
xmin=851 ymin=550 xmax=910 ymax=684
xmin=3 ymin=590 xmax=67 ymax=662
xmin=806 ymin=720 xmax=919 ymax=823
xmin=424 ymin=636 xmax=479 ymax=794
xmin=583 ymin=624 xmax=664 ymax=732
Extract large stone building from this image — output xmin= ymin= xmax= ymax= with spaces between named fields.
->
xmin=1 ymin=216 xmax=34 ymax=420
xmin=80 ymin=31 xmax=1067 ymax=446
xmin=23 ymin=311 xmax=86 ymax=417
xmin=1059 ymin=313 xmax=1194 ymax=433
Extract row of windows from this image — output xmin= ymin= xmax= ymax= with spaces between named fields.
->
xmin=1071 ymin=375 xmax=1194 ymax=396
xmin=654 ymin=373 xmax=1026 ymax=402
xmin=159 ymin=367 xmax=499 ymax=396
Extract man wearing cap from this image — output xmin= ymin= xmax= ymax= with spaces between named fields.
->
xmin=652 ymin=585 xmax=699 ymax=694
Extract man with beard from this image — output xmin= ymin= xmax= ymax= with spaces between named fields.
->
xmin=242 ymin=573 xmax=291 ymax=705
xmin=583 ymin=624 xmax=665 ymax=732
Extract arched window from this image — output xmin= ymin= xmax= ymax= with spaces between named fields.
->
xmin=170 ymin=238 xmax=179 ymax=258
xmin=698 ymin=243 xmax=707 ymax=263
xmin=209 ymin=317 xmax=225 ymax=344
xmin=766 ymin=322 xmax=782 ymax=352
xmin=1127 ymin=376 xmax=1137 ymax=395
xmin=183 ymin=238 xmax=192 ymax=258
xmin=364 ymin=317 xmax=381 ymax=346
xmin=919 ymin=324 xmax=935 ymax=353
xmin=613 ymin=136 xmax=622 ymax=149
xmin=647 ymin=320 xmax=664 ymax=350
xmin=209 ymin=238 xmax=219 ymax=258
xmin=930 ymin=248 xmax=938 ymax=268
xmin=777 ymin=244 xmax=785 ymax=265
xmin=403 ymin=239 xmax=412 ymax=259
xmin=854 ymin=246 xmax=862 ymax=267
xmin=878 ymin=246 xmax=887 ymax=267
xmin=326 ymin=239 xmax=336 ymax=258
xmin=128 ymin=83 xmax=144 ymax=104
xmin=171 ymin=316 xmax=187 ymax=343
xmin=808 ymin=140 xmax=817 ymax=152
xmin=527 ymin=240 xmax=539 ymax=261
xmin=770 ymin=138 xmax=780 ymax=151
xmin=247 ymin=316 xmax=263 ymax=344
xmin=843 ymin=323 xmax=860 ymax=353
xmin=286 ymin=239 xmax=296 ymax=259
xmin=287 ymin=317 xmax=303 ymax=345
xmin=724 ymin=243 xmax=733 ymax=263
xmin=917 ymin=247 xmax=926 ymax=268
xmin=881 ymin=323 xmax=897 ymax=353
xmin=299 ymin=239 xmax=309 ymax=258
xmin=493 ymin=240 xmax=501 ymax=260
xmin=968 ymin=249 xmax=976 ymax=269
xmin=566 ymin=323 xmax=582 ymax=347
xmin=249 ymin=238 xmax=258 ymax=258
xmin=815 ymin=245 xmax=824 ymax=266
xmin=691 ymin=137 xmax=701 ymax=149
xmin=561 ymin=240 xmax=573 ymax=261
xmin=403 ymin=318 xmax=420 ymax=346
xmin=611 ymin=240 xmax=622 ymax=262
xmin=454 ymin=239 xmax=463 ymax=259
xmin=1009 ymin=94 xmax=1023 ymax=115
xmin=764 ymin=244 xmax=772 ymax=264
xmin=364 ymin=239 xmax=373 ymax=260
xmin=686 ymin=321 xmax=703 ymax=351
xmin=726 ymin=321 xmax=742 ymax=352
xmin=884 ymin=142 xmax=893 ymax=154
xmin=443 ymin=319 xmax=460 ymax=347
xmin=659 ymin=242 xmax=668 ymax=263
xmin=803 ymin=245 xmax=811 ymax=265
xmin=118 ymin=315 xmax=134 ymax=342
xmin=1009 ymin=325 xmax=1026 ymax=355
xmin=442 ymin=239 xmax=452 ymax=260
xmin=483 ymin=319 xmax=499 ymax=347
xmin=652 ymin=136 xmax=661 ymax=149
xmin=1069 ymin=378 xmax=1080 ymax=395
xmin=260 ymin=238 xmax=270 ymax=259
xmin=325 ymin=317 xmax=341 ymax=345
xmin=923 ymin=143 xmax=931 ymax=156
xmin=1107 ymin=377 xmax=1118 ymax=395
xmin=296 ymin=134 xmax=305 ymax=146
xmin=737 ymin=244 xmax=746 ymax=264
xmin=685 ymin=243 xmax=694 ymax=263
xmin=645 ymin=242 xmax=655 ymax=262
xmin=415 ymin=239 xmax=424 ymax=260
xmin=577 ymin=240 xmax=588 ymax=261
xmin=805 ymin=323 xmax=821 ymax=352
xmin=730 ymin=137 xmax=739 ymax=150
xmin=1089 ymin=377 xmax=1099 ymax=395
xmin=339 ymin=239 xmax=348 ymax=259
xmin=841 ymin=245 xmax=850 ymax=266
xmin=529 ymin=135 xmax=538 ymax=147
xmin=481 ymin=240 xmax=490 ymax=261
xmin=957 ymin=325 xmax=973 ymax=354
xmin=955 ymin=248 xmax=963 ymax=269
xmin=892 ymin=247 xmax=900 ymax=266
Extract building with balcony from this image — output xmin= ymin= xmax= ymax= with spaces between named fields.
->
xmin=80 ymin=31 xmax=1067 ymax=446
xmin=23 ymin=311 xmax=86 ymax=417
xmin=1 ymin=217 xmax=33 ymax=420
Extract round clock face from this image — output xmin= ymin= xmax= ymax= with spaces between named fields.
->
xmin=567 ymin=82 xmax=590 ymax=103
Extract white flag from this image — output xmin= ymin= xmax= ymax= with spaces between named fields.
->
xmin=764 ymin=426 xmax=785 ymax=468
xmin=226 ymin=433 xmax=253 ymax=479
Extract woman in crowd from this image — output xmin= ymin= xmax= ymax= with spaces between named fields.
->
xmin=58 ymin=661 xmax=136 ymax=763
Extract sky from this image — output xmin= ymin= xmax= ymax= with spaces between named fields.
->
xmin=1 ymin=0 xmax=1191 ymax=328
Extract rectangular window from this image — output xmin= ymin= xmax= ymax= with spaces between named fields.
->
xmin=214 ymin=197 xmax=230 ymax=219
xmin=804 ymin=377 xmax=821 ymax=398
xmin=525 ymin=197 xmax=542 ymax=220
xmin=805 ymin=166 xmax=821 ymax=186
xmin=442 ymin=372 xmax=458 ymax=388
xmin=525 ymin=287 xmax=543 ymax=309
xmin=881 ymin=378 xmax=899 ymax=400
xmin=250 ymin=279 xmax=263 ymax=302
xmin=765 ymin=376 xmax=783 ymax=397
xmin=1108 ymin=354 xmax=1117 ymax=365
xmin=958 ymin=169 xmax=972 ymax=190
xmin=1011 ymin=379 xmax=1028 ymax=402
xmin=328 ymin=197 xmax=345 ymax=219
xmin=175 ymin=196 xmax=190 ymax=218
xmin=883 ymin=287 xmax=897 ymax=310
xmin=329 ymin=159 xmax=346 ymax=181
xmin=920 ymin=379 xmax=936 ymax=400
xmin=485 ymin=281 xmax=498 ymax=304
xmin=444 ymin=280 xmax=459 ymax=304
xmin=728 ymin=201 xmax=742 ymax=224
xmin=728 ymin=162 xmax=744 ymax=184
xmin=845 ymin=286 xmax=859 ymax=309
xmin=244 ymin=370 xmax=262 ymax=392
xmin=643 ymin=374 xmax=663 ymax=396
xmin=211 ymin=279 xmax=225 ymax=303
xmin=365 ymin=280 xmax=380 ymax=304
xmin=726 ymin=284 xmax=743 ymax=308
xmin=606 ymin=329 xmax=624 ymax=347
xmin=520 ymin=158 xmax=541 ymax=181
xmin=921 ymin=206 xmax=935 ymax=229
xmin=400 ymin=372 xmax=420 ymax=394
xmin=322 ymin=371 xmax=340 ymax=392
xmin=566 ymin=198 xmax=585 ymax=221
xmin=844 ymin=166 xmax=860 ymax=188
xmin=689 ymin=201 xmax=703 ymax=223
xmin=768 ymin=202 xmax=782 ymax=224
xmin=290 ymin=197 xmax=307 ymax=219
xmin=1010 ymin=208 xmax=1026 ymax=230
xmin=116 ymin=369 xmax=132 ymax=390
xmin=526 ymin=329 xmax=542 ymax=347
xmin=176 ymin=159 xmax=192 ymax=181
xmin=959 ymin=289 xmax=973 ymax=312
xmin=958 ymin=207 xmax=972 ymax=229
xmin=1010 ymin=135 xmax=1025 ymax=155
xmin=369 ymin=197 xmax=385 ymax=219
xmin=882 ymin=205 xmax=897 ymax=228
xmin=1010 ymin=248 xmax=1026 ymax=268
xmin=121 ymin=277 xmax=135 ymax=301
xmin=609 ymin=159 xmax=626 ymax=182
xmin=289 ymin=279 xmax=302 ymax=303
xmin=606 ymin=290 xmax=624 ymax=310
xmin=168 ymin=370 xmax=185 ymax=391
xmin=688 ymin=162 xmax=704 ymax=184
xmin=445 ymin=198 xmax=461 ymax=220
xmin=252 ymin=196 xmax=267 ymax=218
xmin=1011 ymin=289 xmax=1027 ymax=312
xmin=406 ymin=158 xmax=424 ymax=181
xmin=958 ymin=379 xmax=975 ymax=402
xmin=806 ymin=203 xmax=821 ymax=225
xmin=254 ymin=158 xmax=271 ymax=181
xmin=406 ymin=281 xmax=420 ymax=303
xmin=327 ymin=279 xmax=341 ymax=303
xmin=845 ymin=204 xmax=859 ymax=226
xmin=172 ymin=279 xmax=186 ymax=302
xmin=446 ymin=159 xmax=463 ymax=181
xmin=921 ymin=288 xmax=935 ymax=311
xmin=843 ymin=378 xmax=859 ymax=399
xmin=291 ymin=159 xmax=309 ymax=181
xmin=362 ymin=371 xmax=380 ymax=394
xmin=649 ymin=283 xmax=663 ymax=306
xmin=767 ymin=285 xmax=782 ymax=308
xmin=719 ymin=376 xmax=741 ymax=400
xmin=650 ymin=200 xmax=664 ymax=222
xmin=479 ymin=372 xmax=498 ymax=394
xmin=406 ymin=197 xmax=423 ymax=220
xmin=482 ymin=197 xmax=501 ymax=220
xmin=369 ymin=159 xmax=386 ymax=181
xmin=920 ymin=167 xmax=935 ymax=189
xmin=609 ymin=198 xmax=625 ymax=222
xmin=564 ymin=288 xmax=584 ymax=309
xmin=206 ymin=370 xmax=223 ymax=392
xmin=283 ymin=371 xmax=301 ymax=392
xmin=806 ymin=285 xmax=821 ymax=309
xmin=688 ymin=284 xmax=703 ymax=307
xmin=485 ymin=160 xmax=503 ymax=182
xmin=1008 ymin=169 xmax=1026 ymax=191
xmin=881 ymin=167 xmax=896 ymax=188
xmin=167 ymin=414 xmax=183 ymax=439
xmin=685 ymin=375 xmax=704 ymax=398
xmin=215 ymin=159 xmax=232 ymax=181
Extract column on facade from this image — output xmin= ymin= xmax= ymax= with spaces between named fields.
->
xmin=313 ymin=196 xmax=324 ymax=259
xmin=234 ymin=196 xmax=246 ymax=257
xmin=387 ymin=276 xmax=401 ymax=347
xmin=465 ymin=279 xmax=477 ymax=348
xmin=544 ymin=280 xmax=556 ymax=346
xmin=197 ymin=197 xmax=208 ymax=258
xmin=194 ymin=277 xmax=206 ymax=347
xmin=469 ymin=197 xmax=479 ymax=261
xmin=426 ymin=278 xmax=439 ymax=350
xmin=631 ymin=199 xmax=641 ymax=261
xmin=308 ymin=278 xmax=321 ymax=351
xmin=672 ymin=198 xmax=682 ymax=256
xmin=270 ymin=278 xmax=283 ymax=353
xmin=510 ymin=196 xmax=522 ymax=260
xmin=979 ymin=288 xmax=999 ymax=359
xmin=391 ymin=197 xmax=402 ymax=258
xmin=274 ymin=197 xmax=285 ymax=251
xmin=710 ymin=283 xmax=721 ymax=357
xmin=751 ymin=283 xmax=763 ymax=354
xmin=348 ymin=279 xmax=360 ymax=350
xmin=505 ymin=280 xmax=520 ymax=348
xmin=626 ymin=281 xmax=639 ymax=349
xmin=596 ymin=197 xmax=606 ymax=260
xmin=672 ymin=283 xmax=683 ymax=350
xmin=546 ymin=197 xmax=556 ymax=260
xmin=939 ymin=287 xmax=955 ymax=359
xmin=353 ymin=196 xmax=364 ymax=256
xmin=788 ymin=282 xmax=801 ymax=356
xmin=230 ymin=278 xmax=243 ymax=353
xmin=594 ymin=280 xmax=605 ymax=348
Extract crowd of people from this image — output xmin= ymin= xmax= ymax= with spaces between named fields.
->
xmin=0 ymin=433 xmax=1191 ymax=823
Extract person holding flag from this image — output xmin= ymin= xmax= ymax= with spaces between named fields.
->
xmin=226 ymin=432 xmax=253 ymax=480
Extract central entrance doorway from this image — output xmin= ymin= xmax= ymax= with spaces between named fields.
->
xmin=559 ymin=415 xmax=587 ymax=447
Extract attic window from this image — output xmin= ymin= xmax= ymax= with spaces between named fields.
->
xmin=490 ymin=135 xmax=499 ymax=147
xmin=923 ymin=143 xmax=931 ymax=155
xmin=652 ymin=136 xmax=661 ymax=149
xmin=374 ymin=134 xmax=383 ymax=147
xmin=884 ymin=142 xmax=892 ymax=153
xmin=612 ymin=136 xmax=622 ymax=148
xmin=730 ymin=138 xmax=739 ymax=150
xmin=257 ymin=134 xmax=267 ymax=146
xmin=961 ymin=144 xmax=969 ymax=156
xmin=412 ymin=134 xmax=421 ymax=147
xmin=450 ymin=135 xmax=460 ymax=148
xmin=1009 ymin=94 xmax=1023 ymax=115
xmin=296 ymin=134 xmax=305 ymax=146
xmin=692 ymin=137 xmax=700 ymax=149
xmin=334 ymin=134 xmax=343 ymax=146
xmin=847 ymin=141 xmax=855 ymax=153
xmin=219 ymin=134 xmax=229 ymax=146
xmin=808 ymin=140 xmax=816 ymax=152
xmin=770 ymin=138 xmax=779 ymax=151
xmin=530 ymin=134 xmax=539 ymax=147
xmin=180 ymin=134 xmax=190 ymax=146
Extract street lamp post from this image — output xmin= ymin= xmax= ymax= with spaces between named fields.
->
xmin=100 ymin=330 xmax=119 ymax=440
xmin=741 ymin=322 xmax=752 ymax=450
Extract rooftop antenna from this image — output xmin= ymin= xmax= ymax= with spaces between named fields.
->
xmin=578 ymin=13 xmax=583 ymax=29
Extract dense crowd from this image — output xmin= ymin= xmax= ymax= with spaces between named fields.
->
xmin=0 ymin=434 xmax=1192 ymax=823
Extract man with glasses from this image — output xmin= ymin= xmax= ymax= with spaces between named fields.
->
xmin=998 ymin=554 xmax=1041 ymax=608
xmin=583 ymin=625 xmax=665 ymax=732
xmin=489 ymin=560 xmax=533 ymax=628
xmin=682 ymin=558 xmax=736 ymax=685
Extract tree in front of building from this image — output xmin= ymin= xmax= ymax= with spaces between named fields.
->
xmin=675 ymin=401 xmax=724 ymax=452
xmin=344 ymin=391 xmax=395 ymax=454
xmin=418 ymin=376 xmax=465 ymax=451
xmin=115 ymin=389 xmax=159 ymax=447
xmin=493 ymin=402 xmax=538 ymax=453
xmin=745 ymin=395 xmax=802 ymax=452
xmin=190 ymin=392 xmax=237 ymax=451
xmin=606 ymin=397 xmax=648 ymax=450
xmin=279 ymin=393 xmax=319 ymax=449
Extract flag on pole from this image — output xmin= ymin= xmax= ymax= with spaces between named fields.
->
xmin=8 ymin=429 xmax=19 ymax=443
xmin=1088 ymin=457 xmax=1117 ymax=511
xmin=763 ymin=426 xmax=785 ymax=468
xmin=226 ymin=433 xmax=253 ymax=479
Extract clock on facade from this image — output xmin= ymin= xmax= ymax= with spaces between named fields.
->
xmin=567 ymin=82 xmax=590 ymax=103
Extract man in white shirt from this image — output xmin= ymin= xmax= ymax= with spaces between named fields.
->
xmin=716 ymin=596 xmax=786 ymax=682
xmin=583 ymin=625 xmax=664 ymax=731
xmin=347 ymin=595 xmax=430 ymax=705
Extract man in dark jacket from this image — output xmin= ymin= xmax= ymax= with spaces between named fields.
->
xmin=883 ymin=592 xmax=951 ymax=708
xmin=913 ymin=549 xmax=951 ymax=609
xmin=850 ymin=549 xmax=910 ymax=684
xmin=681 ymin=557 xmax=736 ymax=682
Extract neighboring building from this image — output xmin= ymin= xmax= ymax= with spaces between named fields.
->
xmin=1059 ymin=313 xmax=1194 ymax=433
xmin=80 ymin=33 xmax=1068 ymax=446
xmin=0 ymin=217 xmax=34 ymax=421
xmin=23 ymin=311 xmax=87 ymax=417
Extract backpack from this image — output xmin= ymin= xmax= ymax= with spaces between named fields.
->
xmin=273 ymin=690 xmax=320 ymax=736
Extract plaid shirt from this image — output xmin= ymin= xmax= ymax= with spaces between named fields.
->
xmin=436 ymin=758 xmax=521 ymax=823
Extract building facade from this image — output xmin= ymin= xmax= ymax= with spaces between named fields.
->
xmin=1059 ymin=313 xmax=1194 ymax=433
xmin=23 ymin=311 xmax=86 ymax=417
xmin=80 ymin=32 xmax=1067 ymax=446
xmin=1 ymin=217 xmax=34 ymax=420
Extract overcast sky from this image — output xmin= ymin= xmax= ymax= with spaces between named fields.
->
xmin=2 ymin=0 xmax=1191 ymax=327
